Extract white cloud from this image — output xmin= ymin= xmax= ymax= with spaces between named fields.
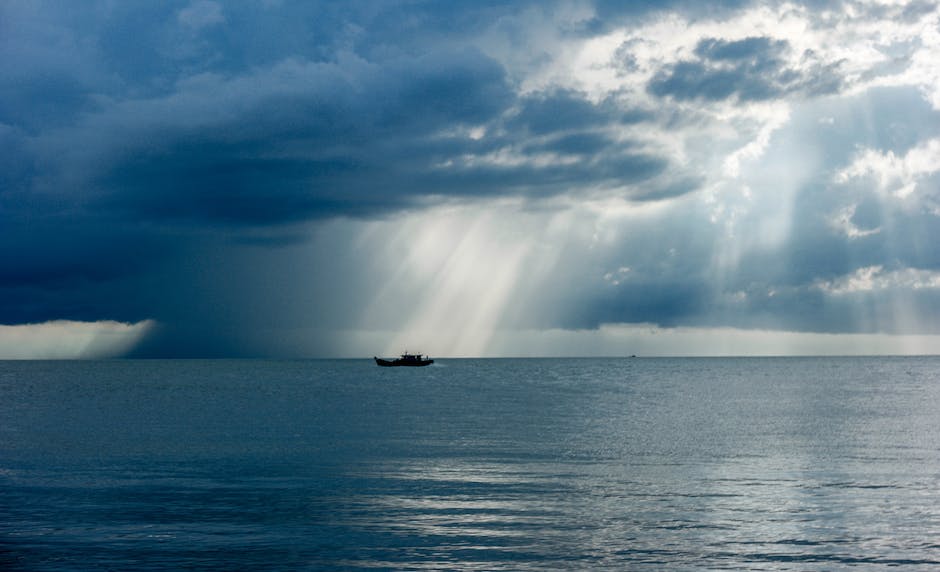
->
xmin=835 ymin=138 xmax=940 ymax=199
xmin=722 ymin=103 xmax=792 ymax=178
xmin=603 ymin=266 xmax=631 ymax=286
xmin=497 ymin=1 xmax=937 ymax=181
xmin=0 ymin=320 xmax=153 ymax=359
xmin=829 ymin=203 xmax=881 ymax=238
xmin=816 ymin=265 xmax=940 ymax=295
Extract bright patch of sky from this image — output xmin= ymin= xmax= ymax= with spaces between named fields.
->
xmin=0 ymin=321 xmax=152 ymax=359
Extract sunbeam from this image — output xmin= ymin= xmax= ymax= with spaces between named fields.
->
xmin=361 ymin=203 xmax=553 ymax=357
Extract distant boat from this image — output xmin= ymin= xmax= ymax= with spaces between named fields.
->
xmin=374 ymin=352 xmax=434 ymax=367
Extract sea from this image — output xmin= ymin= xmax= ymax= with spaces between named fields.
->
xmin=1 ymin=357 xmax=939 ymax=570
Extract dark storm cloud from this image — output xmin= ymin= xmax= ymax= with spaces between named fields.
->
xmin=514 ymin=96 xmax=607 ymax=135
xmin=488 ymin=90 xmax=672 ymax=198
xmin=648 ymin=36 xmax=844 ymax=102
xmin=2 ymin=1 xmax=694 ymax=215
xmin=3 ymin=1 xmax=938 ymax=356
xmin=1 ymin=1 xmax=681 ymax=355
xmin=694 ymin=36 xmax=784 ymax=61
xmin=18 ymin=46 xmax=671 ymax=230
xmin=508 ymin=90 xmax=652 ymax=135
xmin=534 ymin=132 xmax=612 ymax=155
xmin=588 ymin=0 xmax=751 ymax=32
xmin=27 ymin=46 xmax=515 ymax=225
xmin=0 ymin=217 xmax=177 ymax=328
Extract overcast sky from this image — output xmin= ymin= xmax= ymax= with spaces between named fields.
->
xmin=2 ymin=0 xmax=939 ymax=358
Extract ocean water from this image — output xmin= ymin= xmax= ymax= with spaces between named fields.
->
xmin=1 ymin=357 xmax=939 ymax=570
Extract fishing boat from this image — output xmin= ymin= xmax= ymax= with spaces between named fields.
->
xmin=374 ymin=352 xmax=434 ymax=367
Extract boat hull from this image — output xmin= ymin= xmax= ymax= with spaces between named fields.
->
xmin=374 ymin=357 xmax=434 ymax=367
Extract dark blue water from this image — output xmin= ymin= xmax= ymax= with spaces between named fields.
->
xmin=2 ymin=357 xmax=939 ymax=570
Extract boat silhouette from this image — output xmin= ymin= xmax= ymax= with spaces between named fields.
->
xmin=374 ymin=352 xmax=434 ymax=367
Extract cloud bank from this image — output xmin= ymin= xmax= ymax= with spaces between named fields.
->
xmin=0 ymin=320 xmax=153 ymax=359
xmin=2 ymin=1 xmax=939 ymax=356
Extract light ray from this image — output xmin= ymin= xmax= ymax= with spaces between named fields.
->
xmin=377 ymin=206 xmax=535 ymax=357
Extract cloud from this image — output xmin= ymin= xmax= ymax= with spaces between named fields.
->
xmin=828 ymin=202 xmax=882 ymax=239
xmin=0 ymin=320 xmax=153 ymax=359
xmin=2 ymin=1 xmax=940 ymax=357
xmin=486 ymin=324 xmax=940 ymax=357
xmin=509 ymin=90 xmax=651 ymax=135
xmin=835 ymin=137 xmax=940 ymax=204
xmin=23 ymin=47 xmax=522 ymax=225
xmin=648 ymin=36 xmax=844 ymax=102
xmin=16 ymin=43 xmax=688 ymax=231
xmin=178 ymin=1 xmax=224 ymax=30
xmin=815 ymin=265 xmax=940 ymax=295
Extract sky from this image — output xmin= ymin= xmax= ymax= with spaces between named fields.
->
xmin=2 ymin=0 xmax=940 ymax=358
